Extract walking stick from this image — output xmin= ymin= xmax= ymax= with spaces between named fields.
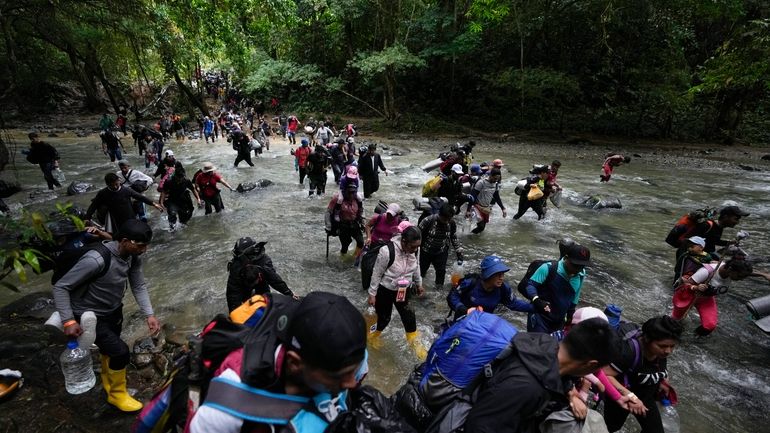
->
xmin=326 ymin=234 xmax=330 ymax=259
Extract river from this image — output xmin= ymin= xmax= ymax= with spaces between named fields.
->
xmin=3 ymin=129 xmax=770 ymax=433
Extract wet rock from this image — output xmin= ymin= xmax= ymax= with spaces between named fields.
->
xmin=236 ymin=179 xmax=273 ymax=192
xmin=0 ymin=180 xmax=22 ymax=199
xmin=66 ymin=181 xmax=94 ymax=196
xmin=153 ymin=353 xmax=169 ymax=376
xmin=28 ymin=189 xmax=57 ymax=201
xmin=582 ymin=195 xmax=622 ymax=210
xmin=162 ymin=323 xmax=187 ymax=347
xmin=633 ymin=154 xmax=642 ymax=158
xmin=47 ymin=133 xmax=59 ymax=138
xmin=567 ymin=137 xmax=593 ymax=145
xmin=132 ymin=353 xmax=153 ymax=368
xmin=75 ymin=131 xmax=89 ymax=137
xmin=761 ymin=154 xmax=770 ymax=161
xmin=738 ymin=164 xmax=759 ymax=171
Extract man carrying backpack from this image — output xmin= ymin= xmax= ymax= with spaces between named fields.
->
xmin=358 ymin=144 xmax=388 ymax=199
xmin=53 ymin=220 xmax=160 ymax=412
xmin=226 ymin=237 xmax=298 ymax=311
xmin=25 ymin=132 xmax=62 ymax=190
xmin=189 ymin=292 xmax=368 ymax=433
xmin=464 ymin=318 xmax=617 ymax=433
xmin=690 ymin=205 xmax=749 ymax=253
xmin=524 ymin=243 xmax=591 ymax=333
xmin=448 ymin=255 xmax=532 ymax=319
xmin=468 ymin=168 xmax=506 ymax=234
xmin=85 ymin=173 xmax=163 ymax=233
xmin=419 ymin=204 xmax=463 ymax=290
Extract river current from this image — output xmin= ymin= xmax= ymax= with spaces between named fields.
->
xmin=4 ymin=130 xmax=770 ymax=433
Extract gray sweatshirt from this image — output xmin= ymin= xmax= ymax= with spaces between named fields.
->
xmin=53 ymin=241 xmax=154 ymax=322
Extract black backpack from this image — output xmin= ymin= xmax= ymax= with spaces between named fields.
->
xmin=51 ymin=243 xmax=113 ymax=294
xmin=360 ymin=241 xmax=396 ymax=291
xmin=516 ymin=259 xmax=559 ymax=299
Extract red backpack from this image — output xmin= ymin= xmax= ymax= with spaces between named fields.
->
xmin=665 ymin=208 xmax=717 ymax=248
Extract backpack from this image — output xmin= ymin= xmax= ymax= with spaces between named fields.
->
xmin=665 ymin=207 xmax=717 ymax=248
xmin=422 ymin=175 xmax=443 ymax=198
xmin=419 ymin=312 xmax=518 ymax=410
xmin=360 ymin=241 xmax=396 ymax=291
xmin=133 ymin=294 xmax=299 ymax=433
xmin=50 ymin=243 xmax=113 ymax=294
xmin=616 ymin=322 xmax=643 ymax=373
xmin=516 ymin=259 xmax=559 ymax=299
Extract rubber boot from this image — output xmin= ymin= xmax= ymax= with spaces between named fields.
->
xmin=368 ymin=330 xmax=383 ymax=350
xmin=105 ymin=367 xmax=143 ymax=412
xmin=405 ymin=331 xmax=427 ymax=361
xmin=100 ymin=356 xmax=111 ymax=394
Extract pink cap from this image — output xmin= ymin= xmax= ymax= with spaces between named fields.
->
xmin=492 ymin=158 xmax=504 ymax=167
xmin=397 ymin=221 xmax=413 ymax=233
xmin=346 ymin=165 xmax=359 ymax=179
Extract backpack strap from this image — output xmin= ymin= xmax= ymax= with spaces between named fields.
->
xmin=386 ymin=242 xmax=396 ymax=269
xmin=624 ymin=329 xmax=643 ymax=372
xmin=203 ymin=376 xmax=309 ymax=424
xmin=70 ymin=243 xmax=112 ymax=298
xmin=543 ymin=260 xmax=559 ymax=287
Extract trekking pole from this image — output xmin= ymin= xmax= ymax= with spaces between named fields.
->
xmin=326 ymin=234 xmax=330 ymax=259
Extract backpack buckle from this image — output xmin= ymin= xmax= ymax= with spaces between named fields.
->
xmin=484 ymin=364 xmax=493 ymax=378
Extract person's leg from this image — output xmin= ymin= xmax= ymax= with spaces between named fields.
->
xmin=166 ymin=201 xmax=179 ymax=230
xmin=94 ymin=308 xmax=142 ymax=411
xmin=532 ymin=199 xmax=545 ymax=220
xmin=694 ymin=296 xmax=718 ymax=336
xmin=374 ymin=287 xmax=395 ymax=331
xmin=299 ymin=167 xmax=307 ymax=185
xmin=234 ymin=153 xmax=243 ymax=167
xmin=351 ymin=225 xmax=364 ymax=250
xmin=513 ymin=194 xmax=530 ymax=219
xmin=603 ymin=395 xmax=631 ymax=432
xmin=371 ymin=175 xmax=380 ymax=195
xmin=204 ymin=198 xmax=213 ymax=215
xmin=363 ymin=177 xmax=372 ymax=198
xmin=633 ymin=386 xmax=664 ymax=433
xmin=419 ymin=249 xmax=432 ymax=279
xmin=434 ymin=249 xmax=450 ymax=286
xmin=41 ymin=164 xmax=56 ymax=189
xmin=395 ymin=298 xmax=417 ymax=333
xmin=471 ymin=221 xmax=487 ymax=234
xmin=114 ymin=147 xmax=123 ymax=161
xmin=213 ymin=193 xmax=224 ymax=213
xmin=245 ymin=153 xmax=254 ymax=167
xmin=339 ymin=225 xmax=353 ymax=254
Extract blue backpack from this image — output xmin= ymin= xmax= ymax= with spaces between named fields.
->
xmin=419 ymin=312 xmax=518 ymax=410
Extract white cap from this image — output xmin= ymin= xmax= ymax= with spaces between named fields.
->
xmin=165 ymin=150 xmax=174 ymax=156
xmin=386 ymin=203 xmax=401 ymax=216
xmin=451 ymin=164 xmax=463 ymax=174
xmin=688 ymin=236 xmax=706 ymax=247
xmin=571 ymin=307 xmax=608 ymax=325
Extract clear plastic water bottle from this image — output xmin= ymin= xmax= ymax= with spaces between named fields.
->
xmin=60 ymin=340 xmax=96 ymax=394
xmin=53 ymin=167 xmax=66 ymax=183
xmin=659 ymin=399 xmax=680 ymax=433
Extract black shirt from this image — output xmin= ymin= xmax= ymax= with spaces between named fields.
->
xmin=610 ymin=335 xmax=668 ymax=389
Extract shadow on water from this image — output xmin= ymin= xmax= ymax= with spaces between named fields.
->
xmin=4 ymin=132 xmax=770 ymax=432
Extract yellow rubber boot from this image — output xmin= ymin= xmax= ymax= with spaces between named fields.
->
xmin=368 ymin=330 xmax=383 ymax=350
xmin=406 ymin=331 xmax=427 ymax=361
xmin=105 ymin=367 xmax=143 ymax=412
xmin=100 ymin=356 xmax=110 ymax=394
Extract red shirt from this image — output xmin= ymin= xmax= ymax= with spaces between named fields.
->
xmin=195 ymin=171 xmax=223 ymax=198
xmin=295 ymin=146 xmax=311 ymax=167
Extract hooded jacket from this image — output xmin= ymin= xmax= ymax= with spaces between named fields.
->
xmin=464 ymin=333 xmax=569 ymax=433
xmin=226 ymin=249 xmax=293 ymax=311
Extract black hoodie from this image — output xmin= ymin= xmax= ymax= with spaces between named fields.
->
xmin=225 ymin=250 xmax=293 ymax=311
xmin=464 ymin=333 xmax=570 ymax=433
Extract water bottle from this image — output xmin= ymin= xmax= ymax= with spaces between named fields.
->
xmin=659 ymin=399 xmax=680 ymax=433
xmin=77 ymin=311 xmax=97 ymax=349
xmin=60 ymin=340 xmax=96 ymax=394
xmin=450 ymin=261 xmax=465 ymax=287
xmin=53 ymin=167 xmax=66 ymax=183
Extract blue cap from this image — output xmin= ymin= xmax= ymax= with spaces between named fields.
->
xmin=301 ymin=139 xmax=308 ymax=146
xmin=480 ymin=255 xmax=510 ymax=280
xmin=67 ymin=340 xmax=79 ymax=349
xmin=470 ymin=163 xmax=481 ymax=175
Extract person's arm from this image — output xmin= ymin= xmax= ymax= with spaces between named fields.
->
xmin=52 ymin=253 xmax=104 ymax=324
xmin=364 ymin=216 xmax=376 ymax=244
xmin=492 ymin=189 xmax=507 ymax=217
xmin=261 ymin=259 xmax=295 ymax=298
xmin=158 ymin=189 xmax=167 ymax=204
xmin=595 ymin=369 xmax=623 ymax=402
xmin=188 ymin=182 xmax=201 ymax=203
xmin=127 ymin=256 xmax=159 ymax=334
xmin=447 ymin=284 xmax=468 ymax=313
xmin=218 ymin=177 xmax=234 ymax=191
xmin=449 ymin=221 xmax=462 ymax=259
xmin=464 ymin=376 xmax=543 ymax=433
xmin=367 ymin=247 xmax=390 ymax=302
xmin=502 ymin=284 xmax=534 ymax=313
xmin=751 ymin=270 xmax=770 ymax=282
xmin=377 ymin=155 xmax=387 ymax=172
xmin=602 ymin=366 xmax=647 ymax=414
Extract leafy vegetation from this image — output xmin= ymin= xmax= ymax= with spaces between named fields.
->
xmin=1 ymin=0 xmax=769 ymax=142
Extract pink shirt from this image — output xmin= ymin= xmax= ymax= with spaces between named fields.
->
xmin=369 ymin=214 xmax=400 ymax=243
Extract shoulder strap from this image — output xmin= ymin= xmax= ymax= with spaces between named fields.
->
xmin=122 ymin=170 xmax=132 ymax=182
xmin=386 ymin=242 xmax=396 ymax=269
xmin=543 ymin=260 xmax=559 ymax=286
xmin=203 ymin=376 xmax=309 ymax=424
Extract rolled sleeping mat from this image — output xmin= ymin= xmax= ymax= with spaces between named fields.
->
xmin=421 ymin=158 xmax=443 ymax=172
xmin=374 ymin=200 xmax=388 ymax=214
xmin=753 ymin=315 xmax=770 ymax=334
xmin=461 ymin=182 xmax=471 ymax=195
xmin=412 ymin=196 xmax=448 ymax=211
xmin=746 ymin=294 xmax=770 ymax=320
xmin=514 ymin=179 xmax=527 ymax=196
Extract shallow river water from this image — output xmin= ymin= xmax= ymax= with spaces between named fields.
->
xmin=3 ymin=129 xmax=770 ymax=433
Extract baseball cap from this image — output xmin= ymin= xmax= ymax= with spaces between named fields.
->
xmin=720 ymin=206 xmax=750 ymax=218
xmin=480 ymin=255 xmax=510 ymax=280
xmin=571 ymin=307 xmax=608 ymax=325
xmin=397 ymin=221 xmax=413 ymax=233
xmin=451 ymin=164 xmax=463 ymax=174
xmin=492 ymin=158 xmax=504 ymax=167
xmin=688 ymin=236 xmax=706 ymax=248
xmin=301 ymin=138 xmax=308 ymax=146
xmin=165 ymin=150 xmax=174 ymax=157
xmin=470 ymin=164 xmax=482 ymax=175
xmin=565 ymin=244 xmax=592 ymax=266
xmin=118 ymin=160 xmax=130 ymax=167
xmin=117 ymin=220 xmax=153 ymax=243
xmin=233 ymin=236 xmax=266 ymax=256
xmin=288 ymin=292 xmax=366 ymax=371
xmin=386 ymin=203 xmax=401 ymax=216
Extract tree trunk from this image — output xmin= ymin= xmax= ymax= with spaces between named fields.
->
xmin=383 ymin=66 xmax=398 ymax=120
xmin=172 ymin=69 xmax=209 ymax=116
xmin=1 ymin=16 xmax=21 ymax=109
xmin=66 ymin=48 xmax=104 ymax=111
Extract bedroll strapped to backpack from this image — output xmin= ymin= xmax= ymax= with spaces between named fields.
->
xmin=419 ymin=312 xmax=518 ymax=410
xmin=422 ymin=175 xmax=443 ymax=198
xmin=665 ymin=207 xmax=717 ymax=248
xmin=360 ymin=241 xmax=396 ymax=291
xmin=516 ymin=259 xmax=559 ymax=299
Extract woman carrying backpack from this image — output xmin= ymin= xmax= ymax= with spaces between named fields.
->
xmin=602 ymin=316 xmax=683 ymax=433
xmin=366 ymin=226 xmax=426 ymax=359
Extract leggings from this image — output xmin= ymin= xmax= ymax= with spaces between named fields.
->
xmin=375 ymin=285 xmax=417 ymax=333
xmin=671 ymin=293 xmax=718 ymax=335
xmin=513 ymin=193 xmax=545 ymax=220
xmin=338 ymin=222 xmax=364 ymax=254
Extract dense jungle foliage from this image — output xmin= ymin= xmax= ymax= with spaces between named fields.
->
xmin=1 ymin=0 xmax=769 ymax=142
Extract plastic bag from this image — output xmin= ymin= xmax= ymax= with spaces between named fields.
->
xmin=53 ymin=168 xmax=66 ymax=183
xmin=326 ymin=385 xmax=419 ymax=433
xmin=549 ymin=190 xmax=562 ymax=208
xmin=527 ymin=184 xmax=544 ymax=201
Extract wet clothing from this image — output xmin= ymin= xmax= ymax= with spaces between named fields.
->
xmin=600 ymin=155 xmax=625 ymax=182
xmin=671 ymin=263 xmax=725 ymax=335
xmin=103 ymin=133 xmax=123 ymax=162
xmin=357 ymin=153 xmax=386 ymax=198
xmin=52 ymin=241 xmax=154 ymax=370
xmin=690 ymin=221 xmax=728 ymax=253
xmin=85 ymin=186 xmax=154 ymax=232
xmin=160 ymin=177 xmax=195 ymax=226
xmin=464 ymin=333 xmax=570 ymax=433
xmin=328 ymin=192 xmax=364 ymax=254
xmin=525 ymin=259 xmax=585 ymax=333
xmin=226 ymin=251 xmax=293 ymax=311
xmin=418 ymin=215 xmax=461 ymax=286
xmin=194 ymin=171 xmax=225 ymax=214
xmin=471 ymin=177 xmax=504 ymax=232
xmin=294 ymin=146 xmax=311 ymax=184
xmin=436 ymin=175 xmax=463 ymax=207
xmin=307 ymin=151 xmax=330 ymax=196
xmin=153 ymin=157 xmax=183 ymax=179
xmin=369 ymin=235 xmax=421 ymax=333
xmin=513 ymin=175 xmax=546 ymax=220
xmin=448 ymin=277 xmax=533 ymax=318
xmin=232 ymin=131 xmax=254 ymax=167
xmin=605 ymin=331 xmax=668 ymax=433
xmin=26 ymin=141 xmax=61 ymax=189
xmin=368 ymin=214 xmax=400 ymax=244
